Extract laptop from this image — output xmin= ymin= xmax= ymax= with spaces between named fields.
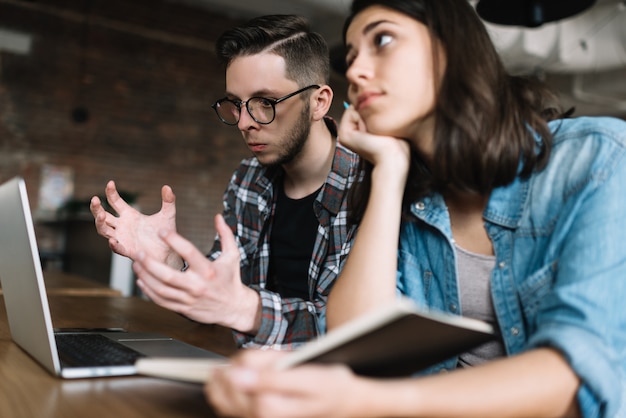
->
xmin=0 ymin=176 xmax=225 ymax=379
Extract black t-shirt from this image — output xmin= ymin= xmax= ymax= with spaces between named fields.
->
xmin=267 ymin=182 xmax=320 ymax=300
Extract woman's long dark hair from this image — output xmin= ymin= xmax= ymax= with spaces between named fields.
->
xmin=345 ymin=0 xmax=570 ymax=224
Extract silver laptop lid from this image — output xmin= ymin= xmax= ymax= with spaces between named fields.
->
xmin=0 ymin=176 xmax=62 ymax=375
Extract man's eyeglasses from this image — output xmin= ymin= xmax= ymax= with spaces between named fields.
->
xmin=211 ymin=84 xmax=320 ymax=126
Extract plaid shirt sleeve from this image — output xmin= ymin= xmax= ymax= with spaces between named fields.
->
xmin=209 ymin=146 xmax=361 ymax=349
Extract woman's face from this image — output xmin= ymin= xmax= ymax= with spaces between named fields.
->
xmin=345 ymin=5 xmax=445 ymax=153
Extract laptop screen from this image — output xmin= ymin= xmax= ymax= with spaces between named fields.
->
xmin=0 ymin=176 xmax=62 ymax=375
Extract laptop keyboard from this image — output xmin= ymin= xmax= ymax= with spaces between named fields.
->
xmin=55 ymin=333 xmax=145 ymax=367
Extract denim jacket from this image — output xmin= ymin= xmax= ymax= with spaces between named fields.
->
xmin=396 ymin=116 xmax=626 ymax=418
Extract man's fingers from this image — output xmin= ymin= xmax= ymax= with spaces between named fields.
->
xmin=93 ymin=209 xmax=118 ymax=233
xmin=134 ymin=253 xmax=196 ymax=312
xmin=161 ymin=185 xmax=176 ymax=204
xmin=89 ymin=195 xmax=102 ymax=215
xmin=91 ymin=198 xmax=106 ymax=228
xmin=160 ymin=185 xmax=177 ymax=219
xmin=214 ymin=214 xmax=238 ymax=256
xmin=159 ymin=230 xmax=207 ymax=270
xmin=104 ymin=180 xmax=131 ymax=214
xmin=135 ymin=251 xmax=186 ymax=291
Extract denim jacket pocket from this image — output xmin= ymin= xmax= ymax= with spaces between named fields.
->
xmin=397 ymin=248 xmax=443 ymax=308
xmin=516 ymin=261 xmax=558 ymax=328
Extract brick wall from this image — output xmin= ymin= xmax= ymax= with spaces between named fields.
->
xmin=0 ymin=0 xmax=349 ymax=267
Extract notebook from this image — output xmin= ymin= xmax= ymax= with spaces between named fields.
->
xmin=136 ymin=296 xmax=495 ymax=382
xmin=0 ymin=176 xmax=226 ymax=379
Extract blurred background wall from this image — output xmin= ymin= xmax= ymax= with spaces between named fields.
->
xmin=0 ymin=0 xmax=349 ymax=285
xmin=1 ymin=0 xmax=624 ymax=286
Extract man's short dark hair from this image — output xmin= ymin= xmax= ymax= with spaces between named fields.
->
xmin=216 ymin=14 xmax=330 ymax=87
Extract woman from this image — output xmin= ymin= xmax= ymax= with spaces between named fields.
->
xmin=206 ymin=0 xmax=626 ymax=416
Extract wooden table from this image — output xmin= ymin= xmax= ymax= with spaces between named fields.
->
xmin=0 ymin=295 xmax=238 ymax=418
xmin=0 ymin=270 xmax=122 ymax=297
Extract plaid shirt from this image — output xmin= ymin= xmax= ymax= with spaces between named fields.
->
xmin=208 ymin=143 xmax=361 ymax=349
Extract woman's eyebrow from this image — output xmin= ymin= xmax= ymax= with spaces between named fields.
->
xmin=363 ymin=19 xmax=392 ymax=35
xmin=346 ymin=19 xmax=394 ymax=56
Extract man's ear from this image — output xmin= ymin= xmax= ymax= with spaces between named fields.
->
xmin=311 ymin=85 xmax=334 ymax=121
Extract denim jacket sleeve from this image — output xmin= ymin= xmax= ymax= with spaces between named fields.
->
xmin=523 ymin=119 xmax=626 ymax=418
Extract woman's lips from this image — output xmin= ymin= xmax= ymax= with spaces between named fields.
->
xmin=356 ymin=92 xmax=381 ymax=111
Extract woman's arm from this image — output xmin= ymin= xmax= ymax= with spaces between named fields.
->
xmin=207 ymin=347 xmax=580 ymax=418
xmin=368 ymin=348 xmax=580 ymax=418
xmin=327 ymin=108 xmax=410 ymax=329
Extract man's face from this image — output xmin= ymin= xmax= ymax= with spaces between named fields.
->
xmin=224 ymin=53 xmax=313 ymax=167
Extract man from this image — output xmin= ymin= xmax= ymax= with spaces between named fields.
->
xmin=90 ymin=15 xmax=361 ymax=349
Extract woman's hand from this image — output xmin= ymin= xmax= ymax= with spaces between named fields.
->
xmin=339 ymin=105 xmax=411 ymax=180
xmin=206 ymin=350 xmax=366 ymax=418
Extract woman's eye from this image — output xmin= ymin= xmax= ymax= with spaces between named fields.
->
xmin=345 ymin=54 xmax=355 ymax=69
xmin=374 ymin=33 xmax=393 ymax=48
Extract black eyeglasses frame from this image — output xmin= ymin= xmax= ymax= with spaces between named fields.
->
xmin=211 ymin=84 xmax=321 ymax=126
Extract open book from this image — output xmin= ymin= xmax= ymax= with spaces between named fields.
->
xmin=135 ymin=297 xmax=496 ymax=383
